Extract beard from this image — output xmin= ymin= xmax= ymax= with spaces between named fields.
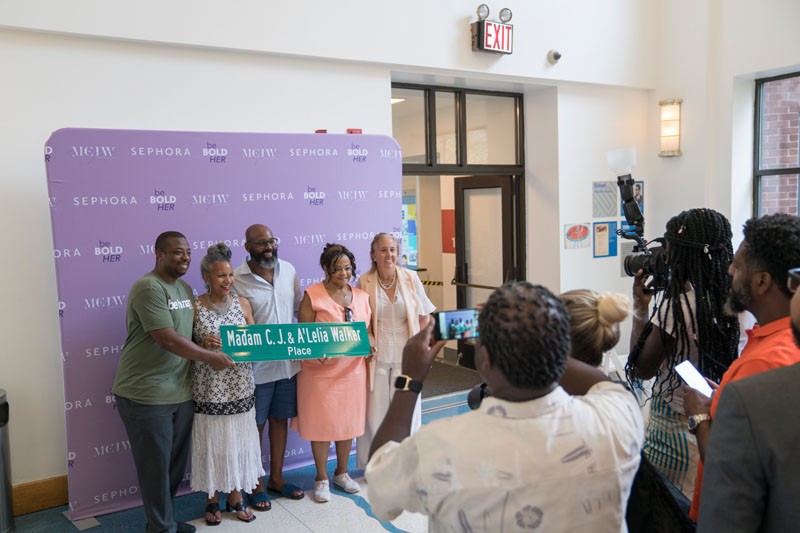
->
xmin=793 ymin=321 xmax=800 ymax=349
xmin=724 ymin=281 xmax=753 ymax=316
xmin=252 ymin=248 xmax=278 ymax=269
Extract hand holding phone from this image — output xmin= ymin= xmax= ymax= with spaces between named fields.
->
xmin=675 ymin=360 xmax=713 ymax=398
xmin=432 ymin=309 xmax=480 ymax=341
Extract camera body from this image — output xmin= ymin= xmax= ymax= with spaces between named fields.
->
xmin=623 ymin=243 xmax=668 ymax=292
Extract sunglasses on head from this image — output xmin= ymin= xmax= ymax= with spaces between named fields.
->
xmin=344 ymin=306 xmax=354 ymax=323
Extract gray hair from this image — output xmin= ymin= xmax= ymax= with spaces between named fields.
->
xmin=200 ymin=242 xmax=233 ymax=275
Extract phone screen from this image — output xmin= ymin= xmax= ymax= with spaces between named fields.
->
xmin=675 ymin=360 xmax=713 ymax=398
xmin=432 ymin=309 xmax=480 ymax=341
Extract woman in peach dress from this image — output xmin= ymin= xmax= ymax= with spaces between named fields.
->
xmin=293 ymin=243 xmax=371 ymax=503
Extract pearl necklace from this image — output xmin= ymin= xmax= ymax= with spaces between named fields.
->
xmin=378 ymin=270 xmax=397 ymax=290
xmin=207 ymin=294 xmax=231 ymax=316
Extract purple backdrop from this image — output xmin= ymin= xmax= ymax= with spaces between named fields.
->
xmin=44 ymin=128 xmax=402 ymax=519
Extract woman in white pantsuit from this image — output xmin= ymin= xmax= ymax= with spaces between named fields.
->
xmin=355 ymin=233 xmax=435 ymax=468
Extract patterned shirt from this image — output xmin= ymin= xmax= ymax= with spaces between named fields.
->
xmin=191 ymin=297 xmax=255 ymax=415
xmin=366 ymin=382 xmax=644 ymax=532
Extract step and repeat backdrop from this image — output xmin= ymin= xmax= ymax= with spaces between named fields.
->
xmin=45 ymin=128 xmax=402 ymax=519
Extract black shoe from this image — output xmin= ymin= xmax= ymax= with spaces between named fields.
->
xmin=203 ymin=502 xmax=221 ymax=527
xmin=225 ymin=499 xmax=256 ymax=523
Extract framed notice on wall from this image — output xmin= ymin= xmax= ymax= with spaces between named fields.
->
xmin=593 ymin=221 xmax=618 ymax=258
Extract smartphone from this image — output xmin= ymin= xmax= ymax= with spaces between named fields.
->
xmin=675 ymin=360 xmax=713 ymax=398
xmin=432 ymin=309 xmax=480 ymax=341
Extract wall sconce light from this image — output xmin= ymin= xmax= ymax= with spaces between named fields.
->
xmin=659 ymin=99 xmax=682 ymax=157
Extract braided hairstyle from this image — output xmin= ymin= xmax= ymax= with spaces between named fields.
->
xmin=628 ymin=208 xmax=738 ymax=397
xmin=478 ymin=282 xmax=571 ymax=389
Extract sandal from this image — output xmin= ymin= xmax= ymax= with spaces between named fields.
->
xmin=226 ymin=498 xmax=256 ymax=523
xmin=247 ymin=478 xmax=272 ymax=511
xmin=204 ymin=502 xmax=221 ymax=527
xmin=267 ymin=479 xmax=305 ymax=500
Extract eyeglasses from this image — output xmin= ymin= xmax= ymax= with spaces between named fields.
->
xmin=787 ymin=268 xmax=800 ymax=294
xmin=248 ymin=238 xmax=280 ymax=247
xmin=343 ymin=306 xmax=354 ymax=323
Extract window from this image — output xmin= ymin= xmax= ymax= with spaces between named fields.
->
xmin=391 ymin=84 xmax=524 ymax=171
xmin=754 ymin=72 xmax=800 ymax=215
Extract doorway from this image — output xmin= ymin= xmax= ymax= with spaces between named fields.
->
xmin=454 ymin=175 xmax=516 ymax=368
xmin=392 ymin=83 xmax=526 ymax=387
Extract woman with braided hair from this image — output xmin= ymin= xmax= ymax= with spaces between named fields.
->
xmin=626 ymin=208 xmax=739 ymax=500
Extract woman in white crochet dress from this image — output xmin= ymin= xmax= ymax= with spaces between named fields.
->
xmin=191 ymin=243 xmax=262 ymax=526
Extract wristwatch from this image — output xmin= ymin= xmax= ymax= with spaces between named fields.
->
xmin=394 ymin=374 xmax=423 ymax=394
xmin=687 ymin=413 xmax=711 ymax=434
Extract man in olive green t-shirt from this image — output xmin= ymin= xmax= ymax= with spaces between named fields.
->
xmin=112 ymin=231 xmax=233 ymax=533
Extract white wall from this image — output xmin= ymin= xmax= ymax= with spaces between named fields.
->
xmin=0 ymin=28 xmax=391 ymax=484
xmin=525 ymin=87 xmax=561 ymax=288
xmin=556 ymin=84 xmax=653 ymax=286
xmin=553 ymin=84 xmax=652 ymax=345
xmin=0 ymin=0 xmax=657 ymax=89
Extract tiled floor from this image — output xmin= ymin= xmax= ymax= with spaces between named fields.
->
xmin=15 ymin=468 xmax=427 ymax=533
xmin=13 ymin=391 xmax=471 ymax=532
xmin=183 ymin=475 xmax=428 ymax=533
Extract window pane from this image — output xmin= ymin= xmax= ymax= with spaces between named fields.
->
xmin=759 ymin=174 xmax=798 ymax=215
xmin=464 ymin=187 xmax=504 ymax=306
xmin=435 ymin=91 xmax=457 ymax=164
xmin=466 ymin=94 xmax=517 ymax=165
xmin=392 ymin=88 xmax=426 ymax=164
xmin=758 ymin=76 xmax=800 ymax=170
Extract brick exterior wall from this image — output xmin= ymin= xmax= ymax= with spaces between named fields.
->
xmin=759 ymin=75 xmax=800 ymax=215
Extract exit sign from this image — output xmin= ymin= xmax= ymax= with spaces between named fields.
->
xmin=471 ymin=20 xmax=513 ymax=54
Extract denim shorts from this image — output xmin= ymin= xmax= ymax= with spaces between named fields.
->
xmin=254 ymin=375 xmax=298 ymax=425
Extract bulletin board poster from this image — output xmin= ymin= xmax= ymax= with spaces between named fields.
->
xmin=593 ymin=221 xmax=618 ymax=258
xmin=564 ymin=223 xmax=591 ymax=250
xmin=592 ymin=181 xmax=617 ymax=218
xmin=402 ymin=195 xmax=418 ymax=267
xmin=45 ymin=128 xmax=402 ymax=520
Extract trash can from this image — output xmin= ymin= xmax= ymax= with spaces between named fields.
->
xmin=0 ymin=389 xmax=14 ymax=533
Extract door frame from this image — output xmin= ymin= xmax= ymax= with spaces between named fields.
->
xmin=453 ymin=175 xmax=519 ymax=368
xmin=454 ymin=175 xmax=515 ymax=308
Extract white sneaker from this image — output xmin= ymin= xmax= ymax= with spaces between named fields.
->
xmin=314 ymin=479 xmax=330 ymax=503
xmin=333 ymin=472 xmax=361 ymax=493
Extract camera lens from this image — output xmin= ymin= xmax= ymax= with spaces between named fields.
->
xmin=624 ymin=253 xmax=650 ymax=277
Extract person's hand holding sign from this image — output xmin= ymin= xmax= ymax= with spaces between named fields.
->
xmin=202 ymin=334 xmax=222 ymax=351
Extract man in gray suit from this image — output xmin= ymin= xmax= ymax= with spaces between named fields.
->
xmin=697 ymin=267 xmax=800 ymax=532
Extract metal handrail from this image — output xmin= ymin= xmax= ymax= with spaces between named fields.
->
xmin=450 ymin=279 xmax=501 ymax=291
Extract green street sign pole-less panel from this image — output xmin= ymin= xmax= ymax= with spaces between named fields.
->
xmin=220 ymin=322 xmax=371 ymax=361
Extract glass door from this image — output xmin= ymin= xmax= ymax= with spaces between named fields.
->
xmin=454 ymin=175 xmax=516 ymax=368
